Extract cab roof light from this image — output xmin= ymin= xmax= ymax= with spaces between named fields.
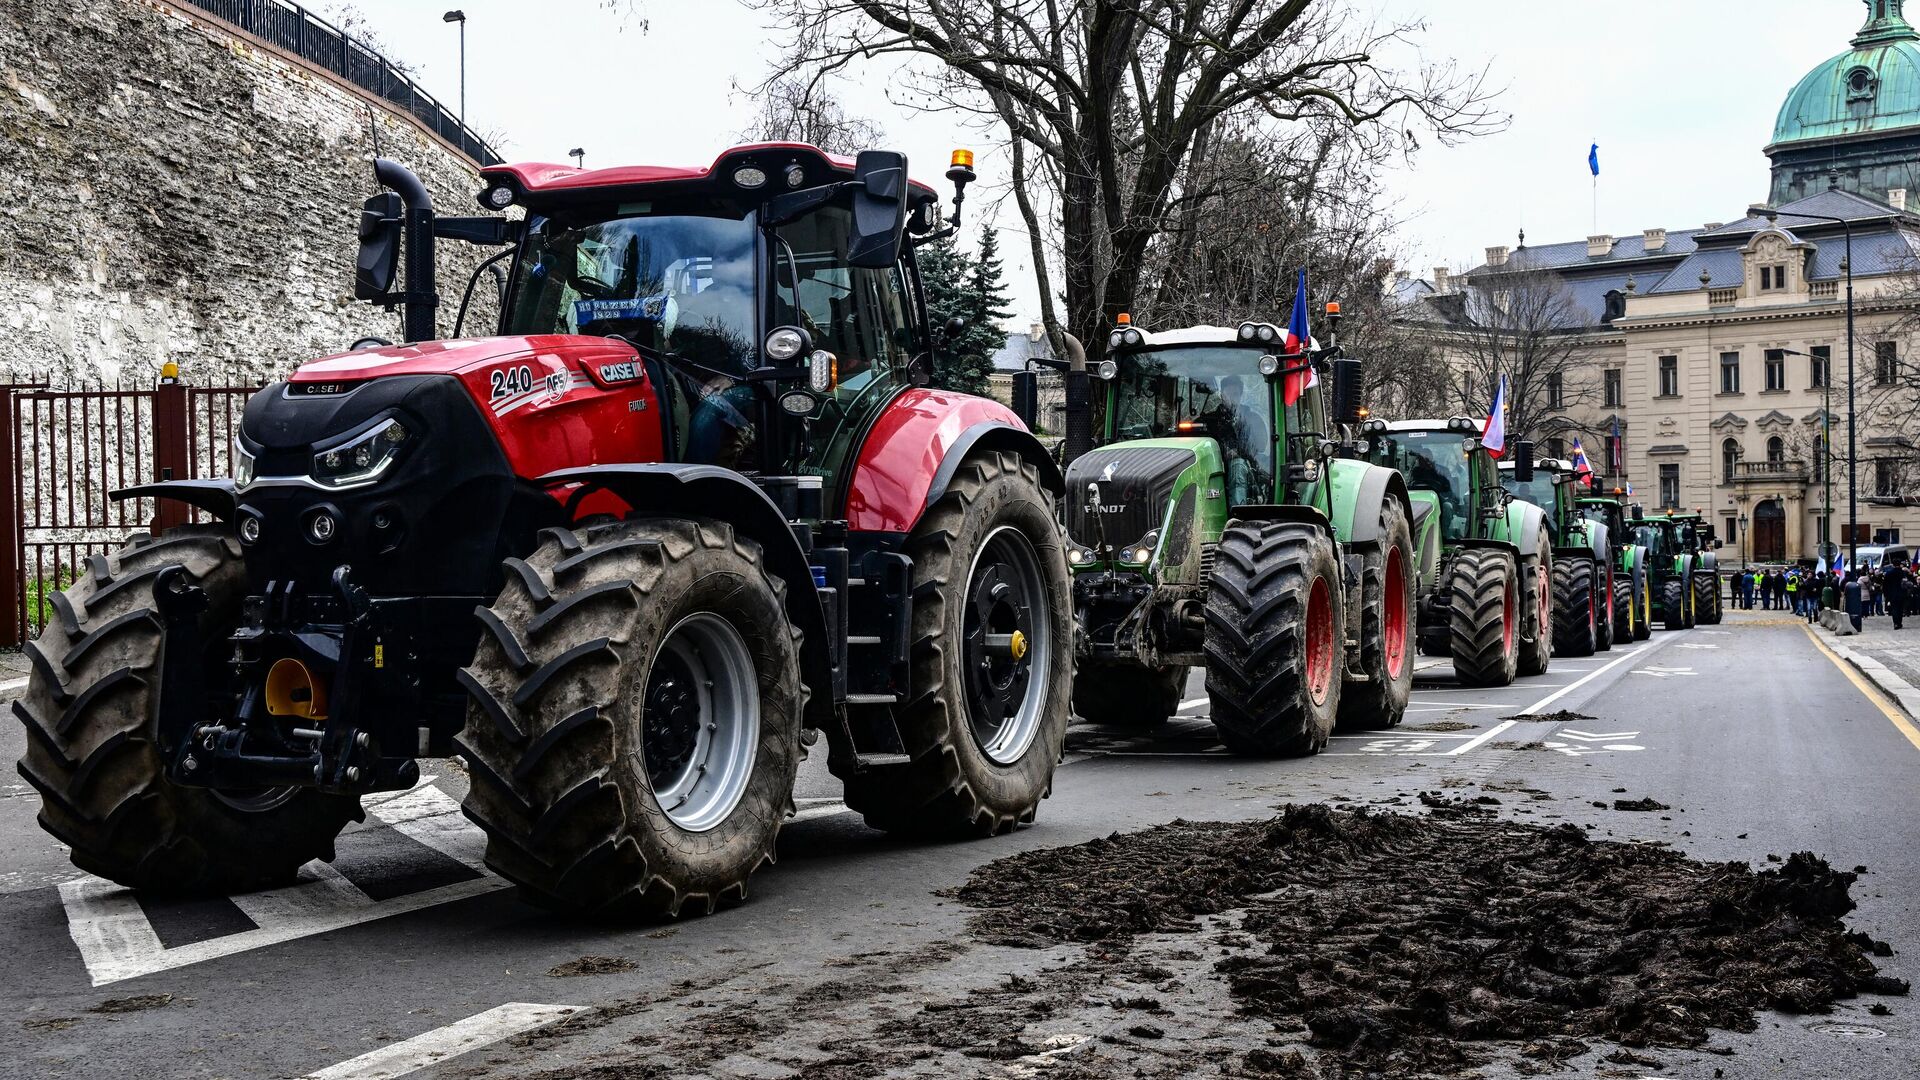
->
xmin=1116 ymin=312 xmax=1131 ymax=325
xmin=1325 ymin=301 xmax=1341 ymax=315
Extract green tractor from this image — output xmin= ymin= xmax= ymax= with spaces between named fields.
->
xmin=1061 ymin=316 xmax=1416 ymax=753
xmin=1357 ymin=419 xmax=1553 ymax=686
xmin=1627 ymin=509 xmax=1701 ymax=630
xmin=1668 ymin=510 xmax=1726 ymax=624
xmin=1575 ymin=492 xmax=1654 ymax=643
xmin=1500 ymin=457 xmax=1618 ymax=656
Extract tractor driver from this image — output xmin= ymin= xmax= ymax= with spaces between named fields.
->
xmin=1202 ymin=375 xmax=1271 ymax=505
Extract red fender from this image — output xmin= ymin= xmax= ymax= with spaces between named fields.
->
xmin=845 ymin=389 xmax=1033 ymax=534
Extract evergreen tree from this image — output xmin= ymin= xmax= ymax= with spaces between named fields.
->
xmin=917 ymin=226 xmax=1017 ymax=397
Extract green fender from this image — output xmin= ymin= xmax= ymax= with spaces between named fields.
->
xmin=1320 ymin=458 xmax=1413 ymax=550
xmin=1494 ymin=498 xmax=1549 ymax=561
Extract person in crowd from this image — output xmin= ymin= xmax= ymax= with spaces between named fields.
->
xmin=1741 ymin=568 xmax=1756 ymax=610
xmin=1785 ymin=571 xmax=1799 ymax=616
xmin=1846 ymin=570 xmax=1865 ymax=633
xmin=1886 ymin=557 xmax=1911 ymax=631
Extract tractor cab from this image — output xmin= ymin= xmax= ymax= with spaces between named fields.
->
xmin=1358 ymin=418 xmax=1501 ymax=545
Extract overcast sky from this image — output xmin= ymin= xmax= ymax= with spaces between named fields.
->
xmin=360 ymin=0 xmax=1876 ymax=326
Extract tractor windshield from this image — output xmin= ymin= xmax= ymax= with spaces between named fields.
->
xmin=1366 ymin=430 xmax=1473 ymax=540
xmin=505 ymin=209 xmax=759 ymax=374
xmin=1109 ymin=347 xmax=1277 ymax=504
xmin=1500 ymin=470 xmax=1557 ymax=513
xmin=1633 ymin=524 xmax=1676 ymax=559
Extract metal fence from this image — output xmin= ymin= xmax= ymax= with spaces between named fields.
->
xmin=178 ymin=0 xmax=500 ymax=166
xmin=0 ymin=382 xmax=260 ymax=646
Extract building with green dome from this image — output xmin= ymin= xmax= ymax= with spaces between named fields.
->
xmin=1768 ymin=0 xmax=1920 ymax=203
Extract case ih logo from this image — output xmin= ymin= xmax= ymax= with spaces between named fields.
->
xmin=599 ymin=362 xmax=642 ymax=383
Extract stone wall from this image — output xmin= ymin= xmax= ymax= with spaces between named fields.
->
xmin=0 ymin=0 xmax=500 ymax=388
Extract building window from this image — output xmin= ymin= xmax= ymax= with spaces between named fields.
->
xmin=1659 ymin=463 xmax=1680 ymax=508
xmin=1810 ymin=345 xmax=1830 ymax=388
xmin=1764 ymin=349 xmax=1786 ymax=391
xmin=1546 ymin=371 xmax=1564 ymax=410
xmin=1876 ymin=457 xmax=1901 ymax=498
xmin=1766 ymin=435 xmax=1784 ymax=464
xmin=1759 ymin=265 xmax=1788 ymax=291
xmin=1722 ymin=438 xmax=1740 ymax=482
xmin=1876 ymin=341 xmax=1899 ymax=385
xmin=1546 ymin=437 xmax=1566 ymax=459
xmin=1657 ymin=355 xmax=1678 ymax=397
xmin=1720 ymin=351 xmax=1741 ymax=393
xmin=1603 ymin=369 xmax=1623 ymax=407
xmin=1725 ymin=515 xmax=1739 ymax=545
xmin=1604 ymin=434 xmax=1623 ymax=475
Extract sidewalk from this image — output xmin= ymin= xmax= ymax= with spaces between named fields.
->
xmin=1809 ymin=612 xmax=1920 ymax=720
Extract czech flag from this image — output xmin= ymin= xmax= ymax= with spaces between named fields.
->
xmin=1832 ymin=549 xmax=1847 ymax=576
xmin=1282 ymin=268 xmax=1316 ymax=406
xmin=1570 ymin=437 xmax=1595 ymax=487
xmin=1482 ymin=374 xmax=1508 ymax=458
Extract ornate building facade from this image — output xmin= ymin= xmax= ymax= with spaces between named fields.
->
xmin=1401 ymin=1 xmax=1920 ymax=565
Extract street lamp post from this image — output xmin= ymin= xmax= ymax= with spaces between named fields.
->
xmin=1739 ymin=510 xmax=1750 ymax=572
xmin=443 ymin=11 xmax=466 ymax=122
xmin=569 ymin=148 xmax=586 ymax=168
xmin=1755 ymin=199 xmax=1855 ymax=567
xmin=1780 ymin=347 xmax=1835 ymax=560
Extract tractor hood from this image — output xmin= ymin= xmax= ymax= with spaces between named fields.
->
xmin=1064 ymin=439 xmax=1211 ymax=554
xmin=290 ymin=335 xmax=626 ymax=383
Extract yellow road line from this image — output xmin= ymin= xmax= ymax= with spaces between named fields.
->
xmin=1801 ymin=624 xmax=1920 ymax=754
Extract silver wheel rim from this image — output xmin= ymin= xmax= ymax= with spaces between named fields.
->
xmin=640 ymin=613 xmax=760 ymax=833
xmin=963 ymin=524 xmax=1052 ymax=765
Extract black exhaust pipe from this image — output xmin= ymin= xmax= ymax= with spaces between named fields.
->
xmin=375 ymin=158 xmax=438 ymax=343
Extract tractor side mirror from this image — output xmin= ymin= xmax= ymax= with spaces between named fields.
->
xmin=1512 ymin=441 xmax=1535 ymax=483
xmin=1329 ymin=357 xmax=1364 ymax=424
xmin=1010 ymin=370 xmax=1039 ymax=429
xmin=940 ymin=315 xmax=967 ymax=341
xmin=848 ymin=150 xmax=910 ymax=269
xmin=355 ymin=191 xmax=403 ymax=301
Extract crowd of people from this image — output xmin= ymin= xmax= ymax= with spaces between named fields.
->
xmin=1732 ymin=559 xmax=1913 ymax=632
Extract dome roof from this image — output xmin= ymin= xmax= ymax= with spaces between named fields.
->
xmin=1772 ymin=1 xmax=1920 ymax=145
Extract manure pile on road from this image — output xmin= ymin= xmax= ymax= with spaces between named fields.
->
xmin=957 ymin=804 xmax=1907 ymax=1076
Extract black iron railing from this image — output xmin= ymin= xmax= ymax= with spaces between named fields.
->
xmin=179 ymin=0 xmax=500 ymax=165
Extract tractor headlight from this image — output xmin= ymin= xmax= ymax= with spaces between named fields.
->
xmin=480 ymin=183 xmax=515 ymax=210
xmin=1096 ymin=359 xmax=1118 ymax=380
xmin=311 ymin=418 xmax=409 ymax=490
xmin=1300 ymin=458 xmax=1321 ymax=482
xmin=732 ymin=166 xmax=768 ymax=189
xmin=1066 ymin=543 xmax=1096 ymax=566
xmin=1120 ymin=328 xmax=1143 ymax=346
xmin=1123 ymin=531 xmax=1160 ymax=565
xmin=233 ymin=439 xmax=257 ymax=490
xmin=1258 ymin=354 xmax=1281 ymax=377
xmin=1256 ymin=323 xmax=1279 ymax=343
xmin=764 ymin=326 xmax=810 ymax=362
xmin=1238 ymin=322 xmax=1258 ymax=341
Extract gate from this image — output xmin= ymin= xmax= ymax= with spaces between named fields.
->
xmin=0 ymin=380 xmax=259 ymax=646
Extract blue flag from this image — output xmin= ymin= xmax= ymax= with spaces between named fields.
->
xmin=1588 ymin=143 xmax=1600 ymax=177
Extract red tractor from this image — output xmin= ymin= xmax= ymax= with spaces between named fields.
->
xmin=15 ymin=144 xmax=1071 ymax=917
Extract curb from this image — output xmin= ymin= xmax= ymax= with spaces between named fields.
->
xmin=1818 ymin=632 xmax=1920 ymax=721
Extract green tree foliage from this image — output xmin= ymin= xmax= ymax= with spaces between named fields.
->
xmin=917 ymin=227 xmax=1012 ymax=396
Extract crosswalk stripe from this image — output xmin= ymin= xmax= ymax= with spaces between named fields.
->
xmin=370 ymin=784 xmax=490 ymax=871
xmin=303 ymin=1002 xmax=588 ymax=1080
xmin=228 ymin=860 xmax=372 ymax=927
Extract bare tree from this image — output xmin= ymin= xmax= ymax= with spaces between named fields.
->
xmin=739 ymin=76 xmax=886 ymax=156
xmin=753 ymin=0 xmax=1503 ymax=354
xmin=1437 ymin=267 xmax=1606 ymax=444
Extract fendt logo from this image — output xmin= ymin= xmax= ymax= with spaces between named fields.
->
xmin=1094 ymin=502 xmax=1128 ymax=513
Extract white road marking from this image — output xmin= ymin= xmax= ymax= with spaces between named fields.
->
xmin=1512 ymin=642 xmax=1666 ymax=717
xmin=1402 ymin=704 xmax=1505 ymax=712
xmin=1675 ymin=642 xmax=1720 ymax=650
xmin=59 ymin=779 xmax=510 ymax=986
xmin=1560 ymin=729 xmax=1640 ymax=742
xmin=1177 ymin=698 xmax=1208 ymax=711
xmin=1411 ymin=685 xmax=1568 ymax=694
xmin=302 ymin=1003 xmax=588 ymax=1080
xmin=1633 ymin=665 xmax=1697 ymax=677
xmin=1443 ymin=719 xmax=1517 ymax=756
xmin=0 ymin=676 xmax=27 ymax=693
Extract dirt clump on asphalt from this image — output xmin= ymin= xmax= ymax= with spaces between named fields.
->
xmin=548 ymin=955 xmax=638 ymax=978
xmin=1499 ymin=709 xmax=1595 ymax=723
xmin=88 ymin=994 xmax=174 ymax=1014
xmin=1402 ymin=720 xmax=1475 ymax=732
xmin=956 ymin=804 xmax=1908 ymax=1076
xmin=1614 ymin=797 xmax=1672 ymax=812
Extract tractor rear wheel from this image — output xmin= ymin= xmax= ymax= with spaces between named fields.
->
xmin=1662 ymin=577 xmax=1688 ymax=631
xmin=1449 ymin=548 xmax=1520 ymax=687
xmin=1612 ymin=574 xmax=1636 ymax=644
xmin=15 ymin=526 xmax=360 ymax=894
xmin=1594 ymin=570 xmax=1615 ymax=651
xmin=458 ymin=518 xmax=804 ymax=917
xmin=1517 ymin=543 xmax=1553 ymax=677
xmin=1205 ymin=521 xmax=1344 ymax=755
xmin=1073 ymin=662 xmax=1187 ymax=729
xmin=1697 ymin=572 xmax=1723 ymax=624
xmin=837 ymin=453 xmax=1070 ymax=837
xmin=1337 ymin=499 xmax=1414 ymax=731
xmin=1633 ymin=571 xmax=1654 ymax=640
xmin=1550 ymin=556 xmax=1597 ymax=658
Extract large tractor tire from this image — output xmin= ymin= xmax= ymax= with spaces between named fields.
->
xmin=837 ymin=452 xmax=1070 ymax=837
xmin=1594 ymin=570 xmax=1615 ymax=652
xmin=1073 ymin=662 xmax=1187 ymax=728
xmin=1337 ymin=498 xmax=1415 ymax=731
xmin=1517 ymin=544 xmax=1553 ymax=677
xmin=1633 ymin=571 xmax=1654 ymax=640
xmin=1449 ymin=548 xmax=1521 ymax=687
xmin=1661 ymin=577 xmax=1688 ymax=632
xmin=1697 ymin=572 xmax=1723 ymax=624
xmin=1205 ymin=521 xmax=1344 ymax=756
xmin=458 ymin=518 xmax=804 ymax=917
xmin=1612 ymin=574 xmax=1636 ymax=644
xmin=1550 ymin=556 xmax=1598 ymax=658
xmin=15 ymin=527 xmax=360 ymax=894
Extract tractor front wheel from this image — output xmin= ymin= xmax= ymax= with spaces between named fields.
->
xmin=1517 ymin=544 xmax=1553 ymax=677
xmin=1450 ymin=548 xmax=1521 ymax=687
xmin=1551 ymin=556 xmax=1597 ymax=658
xmin=838 ymin=452 xmax=1070 ymax=837
xmin=1073 ymin=662 xmax=1187 ymax=729
xmin=1205 ymin=521 xmax=1344 ymax=755
xmin=1337 ymin=499 xmax=1415 ymax=731
xmin=15 ymin=527 xmax=360 ymax=894
xmin=1594 ymin=570 xmax=1615 ymax=651
xmin=1661 ymin=577 xmax=1688 ymax=632
xmin=1612 ymin=574 xmax=1636 ymax=644
xmin=457 ymin=518 xmax=804 ymax=917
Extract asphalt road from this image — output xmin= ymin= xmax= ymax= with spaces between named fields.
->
xmin=1 ymin=609 xmax=1915 ymax=1079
